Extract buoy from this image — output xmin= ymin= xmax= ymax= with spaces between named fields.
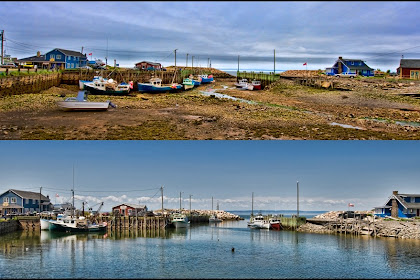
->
xmin=231 ymin=247 xmax=235 ymax=252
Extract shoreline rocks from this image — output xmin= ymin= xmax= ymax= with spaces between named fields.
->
xmin=299 ymin=211 xmax=420 ymax=239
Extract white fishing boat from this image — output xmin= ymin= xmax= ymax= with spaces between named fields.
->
xmin=234 ymin=78 xmax=250 ymax=90
xmin=209 ymin=214 xmax=222 ymax=223
xmin=248 ymin=214 xmax=270 ymax=229
xmin=57 ymin=90 xmax=116 ymax=111
xmin=82 ymin=77 xmax=132 ymax=96
xmin=49 ymin=215 xmax=107 ymax=233
xmin=171 ymin=213 xmax=190 ymax=228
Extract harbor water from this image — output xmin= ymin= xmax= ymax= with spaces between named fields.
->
xmin=1 ymin=214 xmax=419 ymax=279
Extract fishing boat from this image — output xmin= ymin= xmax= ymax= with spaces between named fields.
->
xmin=171 ymin=213 xmax=190 ymax=228
xmin=49 ymin=215 xmax=107 ymax=233
xmin=248 ymin=214 xmax=270 ymax=229
xmin=209 ymin=214 xmax=222 ymax=223
xmin=250 ymin=80 xmax=261 ymax=90
xmin=269 ymin=216 xmax=282 ymax=230
xmin=190 ymin=75 xmax=202 ymax=86
xmin=57 ymin=90 xmax=116 ymax=111
xmin=137 ymin=78 xmax=182 ymax=93
xmin=79 ymin=76 xmax=107 ymax=90
xmin=182 ymin=78 xmax=195 ymax=90
xmin=235 ymin=78 xmax=250 ymax=90
xmin=199 ymin=74 xmax=214 ymax=84
xmin=83 ymin=77 xmax=132 ymax=95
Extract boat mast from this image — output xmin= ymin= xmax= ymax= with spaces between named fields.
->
xmin=212 ymin=196 xmax=213 ymax=212
xmin=72 ymin=164 xmax=75 ymax=217
xmin=161 ymin=186 xmax=164 ymax=216
xmin=179 ymin=191 xmax=182 ymax=212
xmin=251 ymin=192 xmax=254 ymax=218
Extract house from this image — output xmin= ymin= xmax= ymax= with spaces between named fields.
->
xmin=373 ymin=190 xmax=420 ymax=218
xmin=326 ymin=56 xmax=374 ymax=77
xmin=44 ymin=48 xmax=88 ymax=69
xmin=396 ymin=59 xmax=420 ymax=79
xmin=135 ymin=61 xmax=162 ymax=70
xmin=16 ymin=51 xmax=49 ymax=69
xmin=112 ymin=203 xmax=148 ymax=216
xmin=0 ymin=189 xmax=53 ymax=216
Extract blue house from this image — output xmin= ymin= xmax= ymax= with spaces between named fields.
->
xmin=0 ymin=189 xmax=53 ymax=215
xmin=44 ymin=48 xmax=88 ymax=69
xmin=374 ymin=190 xmax=420 ymax=218
xmin=326 ymin=56 xmax=374 ymax=77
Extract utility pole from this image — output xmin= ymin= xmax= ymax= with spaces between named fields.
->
xmin=207 ymin=58 xmax=210 ymax=69
xmin=174 ymin=49 xmax=178 ymax=67
xmin=0 ymin=30 xmax=4 ymax=65
xmin=237 ymin=55 xmax=240 ymax=80
xmin=161 ymin=186 xmax=164 ymax=216
xmin=82 ymin=201 xmax=85 ymax=217
xmin=297 ymin=181 xmax=299 ymax=218
xmin=274 ymin=49 xmax=276 ymax=74
xmin=105 ymin=38 xmax=108 ymax=67
xmin=81 ymin=46 xmax=84 ymax=54
xmin=39 ymin=187 xmax=42 ymax=213
xmin=209 ymin=59 xmax=211 ymax=69
xmin=186 ymin=53 xmax=188 ymax=68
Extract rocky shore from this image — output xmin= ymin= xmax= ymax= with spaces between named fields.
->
xmin=162 ymin=209 xmax=243 ymax=220
xmin=297 ymin=211 xmax=420 ymax=239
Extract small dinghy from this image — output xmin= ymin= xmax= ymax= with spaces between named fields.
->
xmin=57 ymin=90 xmax=116 ymax=111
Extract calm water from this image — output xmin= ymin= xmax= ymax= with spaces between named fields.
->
xmin=1 ymin=217 xmax=420 ymax=279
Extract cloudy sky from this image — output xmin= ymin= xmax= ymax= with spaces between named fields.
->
xmin=0 ymin=141 xmax=419 ymax=213
xmin=1 ymin=1 xmax=420 ymax=71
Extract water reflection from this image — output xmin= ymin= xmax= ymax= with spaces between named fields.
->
xmin=1 ymin=222 xmax=420 ymax=279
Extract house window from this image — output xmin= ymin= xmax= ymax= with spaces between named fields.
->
xmin=50 ymin=54 xmax=55 ymax=60
xmin=71 ymin=63 xmax=74 ymax=68
xmin=11 ymin=197 xmax=17 ymax=203
xmin=66 ymin=56 xmax=70 ymax=61
xmin=351 ymin=61 xmax=354 ymax=65
xmin=67 ymin=63 xmax=70 ymax=68
xmin=56 ymin=54 xmax=61 ymax=60
xmin=29 ymin=199 xmax=32 ymax=204
xmin=3 ymin=197 xmax=9 ymax=203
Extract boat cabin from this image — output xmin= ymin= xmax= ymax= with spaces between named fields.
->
xmin=149 ymin=78 xmax=162 ymax=87
xmin=252 ymin=80 xmax=261 ymax=85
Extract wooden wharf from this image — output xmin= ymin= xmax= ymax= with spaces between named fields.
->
xmin=319 ymin=217 xmax=377 ymax=236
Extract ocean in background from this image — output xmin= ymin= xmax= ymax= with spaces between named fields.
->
xmin=229 ymin=210 xmax=324 ymax=219
xmin=221 ymin=69 xmax=286 ymax=77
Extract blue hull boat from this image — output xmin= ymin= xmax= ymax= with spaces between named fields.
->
xmin=192 ymin=80 xmax=201 ymax=86
xmin=137 ymin=78 xmax=182 ymax=93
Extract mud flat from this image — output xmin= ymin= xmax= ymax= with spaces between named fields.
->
xmin=0 ymin=73 xmax=419 ymax=140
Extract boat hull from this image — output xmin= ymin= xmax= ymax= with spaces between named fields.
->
xmin=192 ymin=80 xmax=201 ymax=86
xmin=137 ymin=83 xmax=182 ymax=93
xmin=49 ymin=222 xmax=107 ymax=232
xmin=270 ymin=222 xmax=282 ymax=230
xmin=200 ymin=77 xmax=214 ymax=84
xmin=183 ymin=84 xmax=194 ymax=90
xmin=84 ymin=83 xmax=130 ymax=96
xmin=56 ymin=101 xmax=110 ymax=111
xmin=40 ymin=219 xmax=51 ymax=230
xmin=172 ymin=221 xmax=190 ymax=228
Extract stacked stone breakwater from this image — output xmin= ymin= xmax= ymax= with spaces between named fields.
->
xmin=168 ymin=209 xmax=243 ymax=220
xmin=298 ymin=211 xmax=420 ymax=239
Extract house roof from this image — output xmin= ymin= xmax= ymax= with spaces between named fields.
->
xmin=384 ymin=193 xmax=420 ymax=209
xmin=16 ymin=55 xmax=47 ymax=63
xmin=399 ymin=59 xmax=420 ymax=68
xmin=49 ymin=48 xmax=86 ymax=57
xmin=112 ymin=203 xmax=147 ymax=209
xmin=9 ymin=189 xmax=50 ymax=201
xmin=136 ymin=61 xmax=161 ymax=66
xmin=337 ymin=58 xmax=373 ymax=71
